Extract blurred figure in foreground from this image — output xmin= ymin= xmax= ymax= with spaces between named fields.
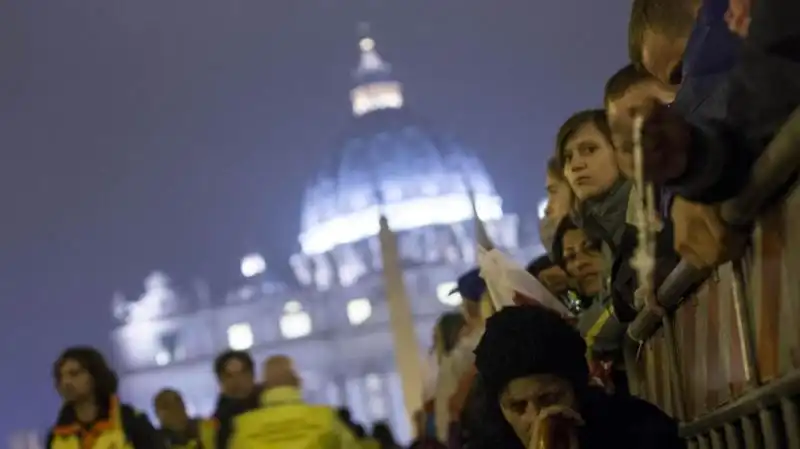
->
xmin=154 ymin=388 xmax=215 ymax=449
xmin=47 ymin=346 xmax=165 ymax=449
xmin=472 ymin=306 xmax=683 ymax=449
xmin=370 ymin=422 xmax=399 ymax=449
xmin=443 ymin=269 xmax=494 ymax=447
xmin=433 ymin=312 xmax=467 ymax=442
xmin=229 ymin=355 xmax=356 ymax=449
xmin=409 ymin=410 xmax=447 ymax=449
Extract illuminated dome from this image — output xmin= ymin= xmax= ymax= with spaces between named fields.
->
xmin=299 ymin=35 xmax=503 ymax=255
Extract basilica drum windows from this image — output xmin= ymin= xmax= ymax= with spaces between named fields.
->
xmin=280 ymin=300 xmax=312 ymax=339
xmin=346 ymin=297 xmax=372 ymax=326
xmin=364 ymin=373 xmax=388 ymax=420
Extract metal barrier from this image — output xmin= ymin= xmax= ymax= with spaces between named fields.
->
xmin=623 ymin=108 xmax=800 ymax=448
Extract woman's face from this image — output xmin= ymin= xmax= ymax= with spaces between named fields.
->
xmin=562 ymin=122 xmax=620 ymax=201
xmin=57 ymin=358 xmax=93 ymax=402
xmin=499 ymin=374 xmax=576 ymax=446
xmin=561 ymin=229 xmax=606 ymax=297
xmin=545 ymin=172 xmax=573 ymax=220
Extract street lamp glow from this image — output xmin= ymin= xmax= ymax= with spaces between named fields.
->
xmin=240 ymin=253 xmax=266 ymax=278
xmin=359 ymin=37 xmax=375 ymax=52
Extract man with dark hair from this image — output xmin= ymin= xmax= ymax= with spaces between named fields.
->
xmin=212 ymin=350 xmax=260 ymax=449
xmin=472 ymin=306 xmax=683 ymax=449
xmin=604 ymin=64 xmax=676 ymax=179
xmin=47 ymin=346 xmax=165 ymax=449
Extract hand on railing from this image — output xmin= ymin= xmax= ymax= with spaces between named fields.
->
xmin=670 ymin=197 xmax=746 ymax=269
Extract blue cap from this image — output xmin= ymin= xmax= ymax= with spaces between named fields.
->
xmin=452 ymin=268 xmax=487 ymax=302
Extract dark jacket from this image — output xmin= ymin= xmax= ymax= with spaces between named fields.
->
xmin=159 ymin=418 xmax=206 ymax=448
xmin=46 ymin=396 xmax=166 ymax=449
xmin=466 ymin=387 xmax=683 ymax=449
xmin=212 ymin=388 xmax=261 ymax=449
xmin=610 ymin=222 xmax=681 ymax=323
xmin=668 ymin=0 xmax=800 ymax=203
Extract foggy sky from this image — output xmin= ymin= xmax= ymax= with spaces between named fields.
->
xmin=0 ymin=0 xmax=629 ymax=434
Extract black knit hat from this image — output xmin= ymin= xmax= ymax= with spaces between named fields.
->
xmin=474 ymin=305 xmax=589 ymax=395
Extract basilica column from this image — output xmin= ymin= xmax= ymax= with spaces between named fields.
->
xmin=377 ymin=215 xmax=423 ymax=426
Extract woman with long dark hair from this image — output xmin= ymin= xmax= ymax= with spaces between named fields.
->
xmin=46 ymin=346 xmax=166 ymax=449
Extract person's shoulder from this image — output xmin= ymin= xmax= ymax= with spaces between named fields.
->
xmin=119 ymin=403 xmax=149 ymax=422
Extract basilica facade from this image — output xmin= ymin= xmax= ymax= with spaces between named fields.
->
xmin=109 ymin=33 xmax=542 ymax=443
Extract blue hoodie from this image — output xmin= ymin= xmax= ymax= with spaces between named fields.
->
xmin=667 ymin=0 xmax=800 ymax=203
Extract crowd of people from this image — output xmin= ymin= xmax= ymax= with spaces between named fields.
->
xmin=44 ymin=0 xmax=800 ymax=447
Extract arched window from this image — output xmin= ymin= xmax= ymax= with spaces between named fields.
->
xmin=365 ymin=373 xmax=387 ymax=419
xmin=436 ymin=281 xmax=462 ymax=306
xmin=346 ymin=298 xmax=372 ymax=326
xmin=227 ymin=323 xmax=254 ymax=350
xmin=280 ymin=301 xmax=312 ymax=339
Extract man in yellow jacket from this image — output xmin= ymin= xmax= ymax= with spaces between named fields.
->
xmin=228 ymin=355 xmax=358 ymax=449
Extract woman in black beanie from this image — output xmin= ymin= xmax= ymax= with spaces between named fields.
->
xmin=470 ymin=305 xmax=684 ymax=449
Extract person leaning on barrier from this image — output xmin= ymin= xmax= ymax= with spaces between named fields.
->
xmin=471 ymin=305 xmax=684 ymax=449
xmin=631 ymin=0 xmax=800 ymax=206
xmin=228 ymin=355 xmax=357 ymax=449
xmin=154 ymin=388 xmax=216 ymax=449
xmin=604 ymin=64 xmax=677 ymax=181
xmin=603 ymin=63 xmax=742 ymax=270
xmin=46 ymin=346 xmax=166 ymax=449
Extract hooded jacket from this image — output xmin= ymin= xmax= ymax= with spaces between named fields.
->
xmin=667 ymin=0 xmax=800 ymax=203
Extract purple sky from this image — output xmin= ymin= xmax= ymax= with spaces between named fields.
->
xmin=0 ymin=0 xmax=629 ymax=435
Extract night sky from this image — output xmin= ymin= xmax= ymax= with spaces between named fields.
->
xmin=0 ymin=0 xmax=629 ymax=436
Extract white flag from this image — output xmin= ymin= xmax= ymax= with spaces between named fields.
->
xmin=477 ymin=246 xmax=573 ymax=317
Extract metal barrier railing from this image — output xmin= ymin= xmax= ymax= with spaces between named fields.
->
xmin=622 ymin=107 xmax=800 ymax=448
xmin=628 ymin=108 xmax=800 ymax=343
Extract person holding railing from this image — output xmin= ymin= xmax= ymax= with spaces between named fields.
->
xmin=603 ymin=62 xmax=740 ymax=272
xmin=630 ymin=0 xmax=800 ymax=207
